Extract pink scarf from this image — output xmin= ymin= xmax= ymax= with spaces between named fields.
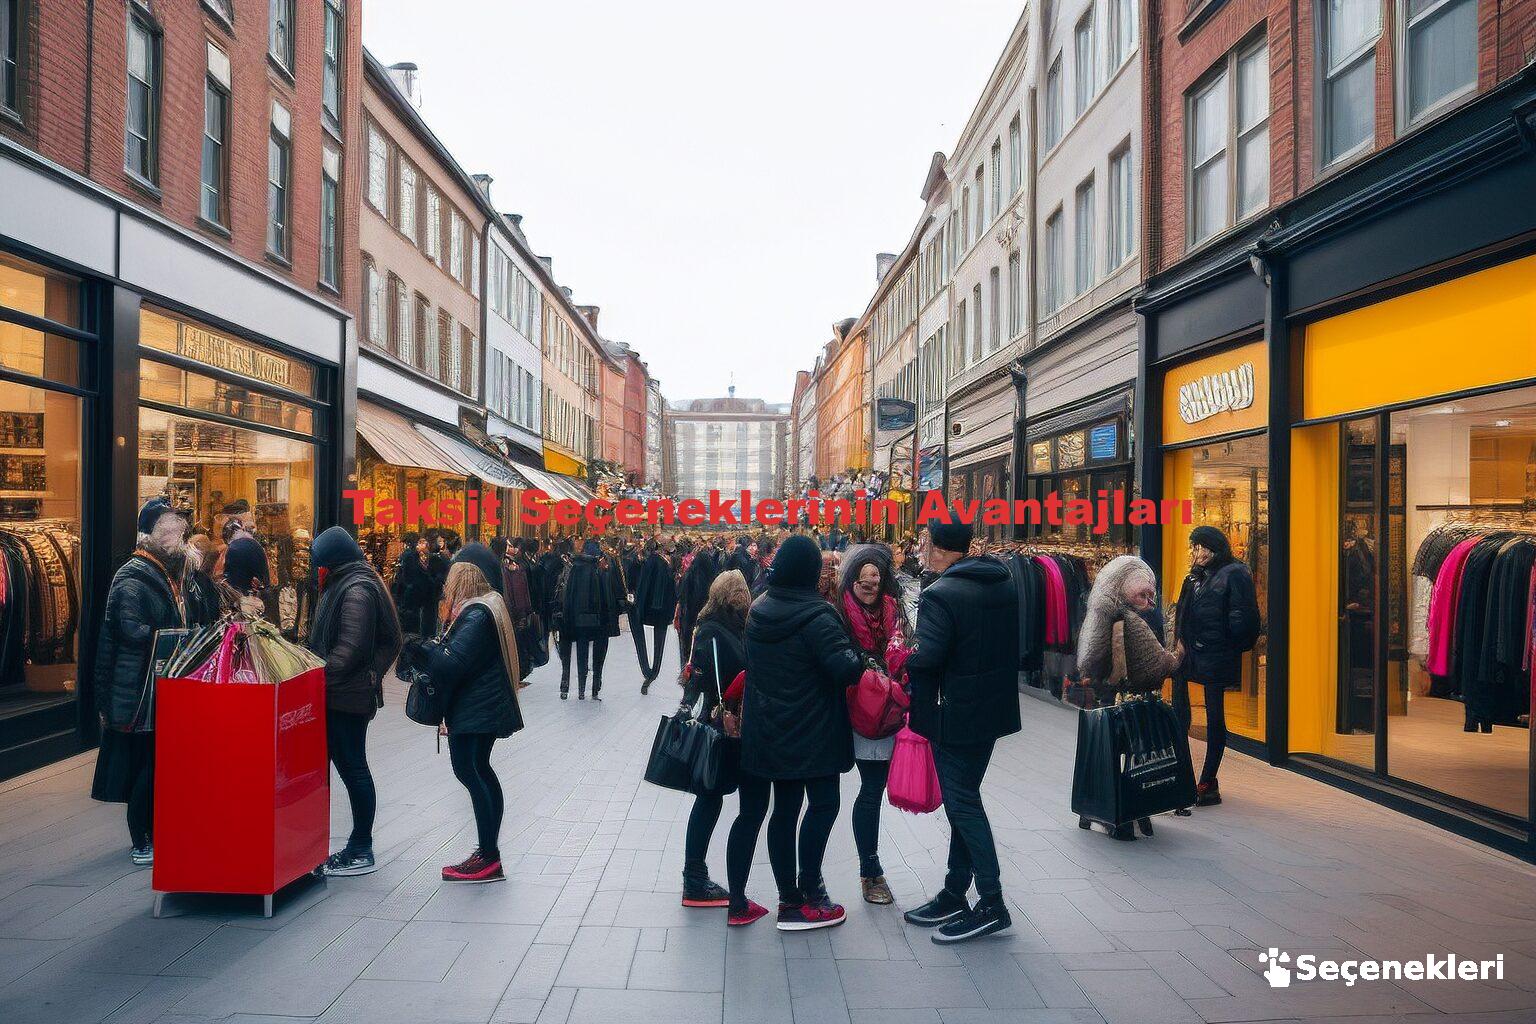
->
xmin=843 ymin=590 xmax=897 ymax=657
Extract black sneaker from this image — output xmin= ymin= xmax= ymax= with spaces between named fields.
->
xmin=932 ymin=897 xmax=1011 ymax=944
xmin=682 ymin=878 xmax=730 ymax=908
xmin=776 ymin=897 xmax=845 ymax=931
xmin=321 ymin=848 xmax=377 ymax=877
xmin=903 ymin=888 xmax=969 ymax=928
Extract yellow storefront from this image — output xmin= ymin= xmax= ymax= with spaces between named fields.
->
xmin=1288 ymin=255 xmax=1536 ymax=831
xmin=1159 ymin=339 xmax=1270 ymax=745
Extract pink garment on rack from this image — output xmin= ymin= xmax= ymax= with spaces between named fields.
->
xmin=1034 ymin=555 xmax=1069 ymax=646
xmin=1524 ymin=564 xmax=1536 ymax=672
xmin=1425 ymin=537 xmax=1479 ymax=676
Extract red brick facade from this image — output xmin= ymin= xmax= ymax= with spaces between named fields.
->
xmin=1143 ymin=0 xmax=1536 ymax=277
xmin=621 ymin=351 xmax=648 ymax=485
xmin=2 ymin=1 xmax=360 ymax=308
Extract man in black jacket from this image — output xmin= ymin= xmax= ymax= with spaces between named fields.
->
xmin=308 ymin=526 xmax=403 ymax=877
xmin=902 ymin=521 xmax=1020 ymax=943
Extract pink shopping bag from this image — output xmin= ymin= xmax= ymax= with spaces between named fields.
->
xmin=887 ymin=723 xmax=942 ymax=814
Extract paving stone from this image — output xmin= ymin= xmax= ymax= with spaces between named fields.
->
xmin=553 ymin=926 xmax=639 ymax=989
xmin=835 ymin=960 xmax=986 ymax=1009
xmin=1069 ymin=969 xmax=1201 ymax=1024
xmin=565 ymin=987 xmax=722 ymax=1024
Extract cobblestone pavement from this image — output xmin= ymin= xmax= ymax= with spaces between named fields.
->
xmin=3 ymin=625 xmax=1536 ymax=1024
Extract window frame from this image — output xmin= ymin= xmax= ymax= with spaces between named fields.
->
xmin=1074 ymin=11 xmax=1096 ymax=119
xmin=1107 ymin=142 xmax=1134 ymax=271
xmin=266 ymin=104 xmax=292 ymax=259
xmin=397 ymin=159 xmax=417 ymax=243
xmin=1043 ymin=206 xmax=1064 ymax=313
xmin=1008 ymin=250 xmax=1022 ymax=339
xmin=268 ymin=0 xmax=295 ymax=74
xmin=319 ymin=147 xmax=341 ymax=290
xmin=1185 ymin=35 xmax=1270 ymax=248
xmin=2 ymin=0 xmax=23 ymax=120
xmin=989 ymin=138 xmax=1002 ymax=220
xmin=988 ymin=266 xmax=1001 ymax=354
xmin=322 ymin=0 xmax=344 ymax=133
xmin=1043 ymin=54 xmax=1064 ymax=153
xmin=1396 ymin=0 xmax=1479 ymax=131
xmin=362 ymin=257 xmax=384 ymax=347
xmin=1075 ymin=175 xmax=1096 ymax=296
xmin=1109 ymin=0 xmax=1137 ymax=71
xmin=971 ymin=283 xmax=982 ymax=362
xmin=1317 ymin=0 xmax=1381 ymax=169
xmin=124 ymin=10 xmax=161 ymax=187
xmin=366 ymin=122 xmax=388 ymax=216
xmin=200 ymin=49 xmax=231 ymax=228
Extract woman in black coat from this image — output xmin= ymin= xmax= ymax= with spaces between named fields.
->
xmin=391 ymin=534 xmax=436 ymax=637
xmin=675 ymin=548 xmax=718 ymax=670
xmin=1172 ymin=525 xmax=1261 ymax=807
xmin=727 ymin=535 xmax=864 ymax=930
xmin=307 ymin=526 xmax=403 ymax=877
xmin=631 ymin=540 xmax=678 ymax=688
xmin=555 ymin=540 xmax=622 ymax=700
xmin=676 ymin=568 xmax=750 ymax=909
xmin=403 ymin=547 xmax=523 ymax=884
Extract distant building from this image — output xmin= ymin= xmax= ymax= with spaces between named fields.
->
xmin=666 ymin=394 xmax=790 ymax=501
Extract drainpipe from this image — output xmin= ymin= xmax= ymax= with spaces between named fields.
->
xmin=83 ymin=0 xmax=96 ymax=176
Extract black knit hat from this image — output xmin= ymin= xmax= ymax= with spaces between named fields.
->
xmin=768 ymin=534 xmax=821 ymax=590
xmin=928 ymin=521 xmax=973 ymax=554
xmin=1189 ymin=525 xmax=1233 ymax=560
xmin=452 ymin=542 xmax=504 ymax=595
xmin=223 ymin=536 xmax=269 ymax=594
xmin=310 ymin=525 xmax=363 ymax=571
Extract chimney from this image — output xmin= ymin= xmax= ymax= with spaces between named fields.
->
xmin=472 ymin=174 xmax=493 ymax=202
xmin=387 ymin=62 xmax=422 ymax=109
xmin=875 ymin=252 xmax=899 ymax=283
xmin=576 ymin=305 xmax=600 ymax=331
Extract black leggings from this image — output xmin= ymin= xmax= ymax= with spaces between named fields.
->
xmin=631 ymin=618 xmax=668 ymax=680
xmin=127 ymin=736 xmax=154 ymax=849
xmin=558 ymin=635 xmax=609 ymax=692
xmin=327 ymin=710 xmax=376 ymax=850
xmin=852 ymin=759 xmax=891 ymax=877
xmin=1173 ymin=679 xmax=1228 ymax=785
xmin=684 ymin=791 xmax=723 ymax=880
xmin=448 ymin=733 xmax=503 ymax=857
xmin=726 ymin=773 xmax=840 ymax=910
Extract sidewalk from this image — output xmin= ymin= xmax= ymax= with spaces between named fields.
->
xmin=2 ymin=636 xmax=1536 ymax=1024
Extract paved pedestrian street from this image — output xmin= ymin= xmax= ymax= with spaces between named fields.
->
xmin=3 ymin=632 xmax=1536 ymax=1024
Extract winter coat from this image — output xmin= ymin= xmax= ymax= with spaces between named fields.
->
xmin=502 ymin=559 xmax=535 ymax=622
xmin=633 ymin=553 xmax=679 ymax=627
xmin=728 ymin=547 xmax=760 ymax=588
xmin=906 ymin=557 xmax=1021 ymax=746
xmin=1108 ymin=609 xmax=1180 ymax=693
xmin=392 ymin=552 xmax=435 ymax=611
xmin=307 ymin=560 xmax=403 ymax=718
xmin=1003 ymin=553 xmax=1047 ymax=671
xmin=683 ymin=613 xmax=746 ymax=715
xmin=1426 ymin=536 xmax=1480 ymax=677
xmin=1173 ymin=560 xmax=1261 ymax=690
xmin=741 ymin=586 xmax=863 ymax=780
xmin=676 ymin=556 xmax=718 ymax=637
xmin=537 ymin=552 xmax=566 ymax=618
xmin=94 ymin=553 xmax=185 ymax=730
xmin=416 ymin=604 xmax=522 ymax=737
xmin=558 ymin=554 xmax=622 ymax=640
xmin=184 ymin=569 xmax=223 ymax=627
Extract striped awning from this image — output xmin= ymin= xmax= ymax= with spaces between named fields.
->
xmin=415 ymin=423 xmax=525 ymax=489
xmin=356 ymin=401 xmax=460 ymax=475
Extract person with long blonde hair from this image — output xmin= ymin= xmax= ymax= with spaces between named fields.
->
xmin=402 ymin=544 xmax=523 ymax=883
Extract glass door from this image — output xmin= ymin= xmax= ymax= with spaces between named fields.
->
xmin=1334 ymin=417 xmax=1382 ymax=771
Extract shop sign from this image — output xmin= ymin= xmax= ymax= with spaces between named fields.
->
xmin=1089 ymin=422 xmax=1119 ymax=461
xmin=182 ymin=324 xmax=293 ymax=389
xmin=1178 ymin=363 xmax=1255 ymax=424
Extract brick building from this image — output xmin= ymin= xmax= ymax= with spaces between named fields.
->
xmin=0 ymin=0 xmax=359 ymax=776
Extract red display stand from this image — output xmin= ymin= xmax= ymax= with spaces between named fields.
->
xmin=152 ymin=667 xmax=329 ymax=917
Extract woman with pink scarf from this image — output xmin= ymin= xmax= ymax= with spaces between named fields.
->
xmin=836 ymin=545 xmax=913 ymax=906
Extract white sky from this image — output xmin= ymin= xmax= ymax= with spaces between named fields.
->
xmin=362 ymin=0 xmax=1026 ymax=404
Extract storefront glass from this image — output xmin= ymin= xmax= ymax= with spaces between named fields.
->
xmin=1025 ymin=411 xmax=1135 ymax=555
xmin=355 ymin=438 xmax=467 ymax=585
xmin=1164 ymin=433 xmax=1269 ymax=742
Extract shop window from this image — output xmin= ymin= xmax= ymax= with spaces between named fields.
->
xmin=0 ymin=254 xmax=82 ymax=387
xmin=140 ymin=360 xmax=315 ymax=436
xmin=140 ymin=306 xmax=315 ymax=397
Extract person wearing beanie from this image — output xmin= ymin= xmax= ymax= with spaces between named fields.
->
xmin=901 ymin=522 xmax=1020 ymax=944
xmin=1171 ymin=525 xmax=1261 ymax=808
xmin=451 ymin=543 xmax=504 ymax=596
xmin=90 ymin=499 xmax=190 ymax=866
xmin=306 ymin=526 xmax=403 ymax=877
xmin=727 ymin=533 xmax=864 ymax=930
xmin=220 ymin=535 xmax=270 ymax=618
xmin=553 ymin=539 xmax=622 ymax=700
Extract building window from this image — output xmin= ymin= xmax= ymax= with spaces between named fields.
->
xmin=391 ymin=276 xmax=412 ymax=362
xmin=1043 ymin=207 xmax=1064 ymax=312
xmin=201 ymin=45 xmax=230 ymax=226
xmin=471 ymin=235 xmax=481 ymax=295
xmin=2 ymin=0 xmax=18 ymax=115
xmin=1075 ymin=176 xmax=1096 ymax=295
xmin=1402 ymin=0 xmax=1476 ymax=124
xmin=125 ymin=13 xmax=159 ymax=183
xmin=322 ymin=0 xmax=344 ymax=129
xmin=988 ymin=266 xmax=1001 ymax=353
xmin=366 ymin=124 xmax=387 ymax=213
xmin=990 ymin=139 xmax=1002 ymax=219
xmin=1108 ymin=143 xmax=1134 ymax=269
xmin=1044 ymin=55 xmax=1063 ymax=151
xmin=1008 ymin=250 xmax=1022 ymax=338
xmin=954 ymin=299 xmax=967 ymax=371
xmin=398 ymin=161 xmax=417 ymax=242
xmin=1110 ymin=0 xmax=1137 ymax=69
xmin=363 ymin=259 xmax=384 ymax=346
xmin=450 ymin=214 xmax=464 ymax=281
xmin=424 ymin=187 xmax=441 ymax=262
xmin=269 ymin=0 xmax=294 ymax=72
xmin=1074 ymin=13 xmax=1096 ymax=117
xmin=1008 ymin=115 xmax=1022 ymax=195
xmin=1321 ymin=0 xmax=1379 ymax=165
xmin=320 ymin=147 xmax=340 ymax=289
xmin=974 ymin=165 xmax=985 ymax=235
xmin=438 ymin=312 xmax=453 ymax=381
xmin=267 ymin=104 xmax=292 ymax=257
xmin=413 ymin=296 xmax=430 ymax=371
xmin=1188 ymin=38 xmax=1269 ymax=245
xmin=971 ymin=283 xmax=982 ymax=362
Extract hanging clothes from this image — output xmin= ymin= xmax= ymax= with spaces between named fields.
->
xmin=1034 ymin=554 xmax=1069 ymax=646
xmin=1425 ymin=536 xmax=1481 ymax=677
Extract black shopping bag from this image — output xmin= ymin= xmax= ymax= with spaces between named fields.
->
xmin=1070 ymin=704 xmax=1121 ymax=826
xmin=1071 ymin=697 xmax=1196 ymax=829
xmin=644 ymin=714 xmax=695 ymax=792
xmin=665 ymin=714 xmax=740 ymax=797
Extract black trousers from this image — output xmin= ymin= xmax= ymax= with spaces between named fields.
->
xmin=677 ymin=617 xmax=696 ymax=670
xmin=448 ymin=733 xmax=503 ymax=857
xmin=1172 ymin=679 xmax=1227 ymax=785
xmin=558 ymin=635 xmax=609 ymax=692
xmin=852 ymin=758 xmax=890 ymax=878
xmin=726 ymin=773 xmax=840 ymax=909
xmin=127 ymin=735 xmax=155 ymax=849
xmin=934 ymin=739 xmax=1001 ymax=900
xmin=684 ymin=791 xmax=723 ymax=881
xmin=631 ymin=618 xmax=668 ymax=680
xmin=327 ymin=710 xmax=376 ymax=851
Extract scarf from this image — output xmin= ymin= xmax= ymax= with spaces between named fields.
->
xmin=456 ymin=592 xmax=526 ymax=705
xmin=842 ymin=589 xmax=897 ymax=657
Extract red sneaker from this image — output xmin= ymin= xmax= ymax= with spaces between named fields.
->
xmin=728 ymin=900 xmax=769 ymax=927
xmin=776 ymin=897 xmax=846 ymax=931
xmin=442 ymin=850 xmax=505 ymax=883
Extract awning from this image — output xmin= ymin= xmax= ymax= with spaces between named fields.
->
xmin=356 ymin=401 xmax=460 ymax=475
xmin=415 ymin=424 xmax=525 ymax=489
xmin=505 ymin=455 xmax=570 ymax=498
xmin=543 ymin=446 xmax=584 ymax=477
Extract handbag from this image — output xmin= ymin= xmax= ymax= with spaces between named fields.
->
xmin=644 ymin=712 xmax=697 ymax=792
xmin=1070 ymin=694 xmax=1196 ymax=829
xmin=403 ymin=665 xmax=443 ymax=727
xmin=710 ymin=640 xmax=741 ymax=739
xmin=846 ymin=665 xmax=909 ymax=740
xmin=887 ymin=722 xmax=942 ymax=814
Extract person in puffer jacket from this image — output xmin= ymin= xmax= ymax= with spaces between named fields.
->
xmin=307 ymin=526 xmax=403 ymax=877
xmin=400 ymin=545 xmax=523 ymax=884
xmin=727 ymin=535 xmax=863 ymax=932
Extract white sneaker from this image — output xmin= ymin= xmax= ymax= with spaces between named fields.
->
xmin=130 ymin=845 xmax=153 ymax=866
